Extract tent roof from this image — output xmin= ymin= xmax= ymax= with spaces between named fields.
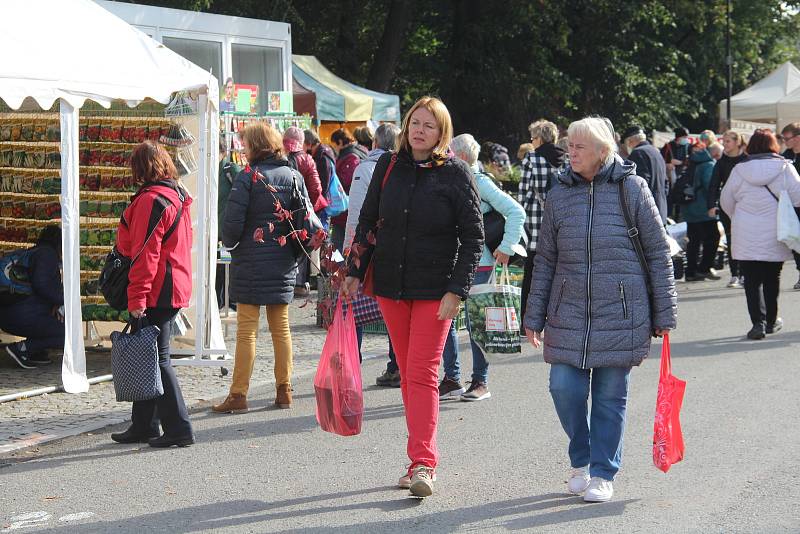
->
xmin=0 ymin=0 xmax=218 ymax=110
xmin=292 ymin=55 xmax=400 ymax=123
xmin=719 ymin=61 xmax=800 ymax=122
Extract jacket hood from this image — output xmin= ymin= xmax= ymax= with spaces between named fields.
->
xmin=690 ymin=149 xmax=713 ymax=164
xmin=559 ymin=154 xmax=635 ymax=186
xmin=283 ymin=138 xmax=304 ymax=154
xmin=736 ymin=153 xmax=789 ymax=186
xmin=536 ymin=142 xmax=566 ymax=169
xmin=134 ymin=180 xmax=193 ymax=208
xmin=366 ymin=148 xmax=386 ymax=163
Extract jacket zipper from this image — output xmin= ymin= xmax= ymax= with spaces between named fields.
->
xmin=581 ymin=182 xmax=594 ymax=369
xmin=619 ymin=281 xmax=628 ymax=319
xmin=554 ymin=278 xmax=566 ymax=315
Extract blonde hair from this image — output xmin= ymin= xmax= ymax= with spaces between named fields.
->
xmin=397 ymin=96 xmax=453 ymax=158
xmin=528 ymin=119 xmax=559 ymax=144
xmin=567 ymin=117 xmax=618 ymax=165
xmin=723 ymin=130 xmax=747 ymax=149
xmin=241 ymin=121 xmax=284 ymax=162
xmin=517 ymin=142 xmax=535 ymax=161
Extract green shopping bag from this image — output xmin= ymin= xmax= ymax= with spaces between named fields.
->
xmin=465 ymin=264 xmax=522 ymax=355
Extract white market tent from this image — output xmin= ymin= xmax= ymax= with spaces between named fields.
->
xmin=719 ymin=61 xmax=800 ymax=127
xmin=0 ymin=0 xmax=225 ymax=393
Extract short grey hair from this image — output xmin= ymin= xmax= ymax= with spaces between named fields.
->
xmin=626 ymin=132 xmax=647 ymax=145
xmin=374 ymin=123 xmax=400 ymax=151
xmin=528 ymin=120 xmax=559 ymax=144
xmin=450 ymin=133 xmax=481 ymax=165
xmin=567 ymin=117 xmax=618 ymax=165
xmin=708 ymin=142 xmax=723 ymax=157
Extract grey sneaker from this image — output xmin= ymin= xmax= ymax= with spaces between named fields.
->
xmin=376 ymin=369 xmax=401 ymax=388
xmin=460 ymin=381 xmax=491 ymax=402
xmin=438 ymin=377 xmax=465 ymax=399
xmin=409 ymin=465 xmax=435 ymax=497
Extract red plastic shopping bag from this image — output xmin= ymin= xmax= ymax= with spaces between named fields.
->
xmin=314 ymin=300 xmax=364 ymax=436
xmin=653 ymin=334 xmax=686 ymax=472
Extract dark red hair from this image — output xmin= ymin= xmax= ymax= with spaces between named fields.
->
xmin=746 ymin=128 xmax=781 ymax=155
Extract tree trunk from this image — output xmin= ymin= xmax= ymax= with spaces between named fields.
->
xmin=366 ymin=0 xmax=414 ymax=92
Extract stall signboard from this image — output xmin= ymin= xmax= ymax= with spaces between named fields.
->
xmin=234 ymin=84 xmax=259 ymax=113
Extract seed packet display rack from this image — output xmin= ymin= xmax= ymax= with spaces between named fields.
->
xmin=221 ymin=111 xmax=313 ymax=166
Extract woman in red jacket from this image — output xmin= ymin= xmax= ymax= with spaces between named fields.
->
xmin=110 ymin=140 xmax=194 ymax=448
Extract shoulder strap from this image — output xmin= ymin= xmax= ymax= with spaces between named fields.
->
xmin=618 ymin=179 xmax=653 ymax=295
xmin=131 ymin=189 xmax=184 ymax=264
xmin=764 ymin=185 xmax=779 ymax=202
xmin=380 ymin=153 xmax=398 ymax=190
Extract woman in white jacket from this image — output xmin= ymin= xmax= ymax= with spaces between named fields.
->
xmin=721 ymin=129 xmax=800 ymax=339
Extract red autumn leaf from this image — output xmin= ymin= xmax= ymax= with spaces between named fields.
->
xmin=308 ymin=228 xmax=327 ymax=250
xmin=366 ymin=230 xmax=377 ymax=245
xmin=282 ymin=209 xmax=293 ymax=221
xmin=275 ymin=210 xmax=287 ymax=222
xmin=304 ymin=211 xmax=311 ymax=220
xmin=297 ymin=229 xmax=308 ymax=241
xmin=267 ymin=184 xmax=278 ymax=193
xmin=276 ymin=235 xmax=287 ymax=247
xmin=268 ymin=222 xmax=275 ymax=233
xmin=274 ymin=199 xmax=283 ymax=211
xmin=375 ymin=218 xmax=385 ymax=229
xmin=253 ymin=227 xmax=265 ymax=243
xmin=289 ymin=231 xmax=299 ymax=241
xmin=244 ymin=164 xmax=252 ymax=174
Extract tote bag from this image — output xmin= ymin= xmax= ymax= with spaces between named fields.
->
xmin=465 ymin=264 xmax=522 ymax=356
xmin=653 ymin=334 xmax=686 ymax=473
xmin=111 ymin=318 xmax=163 ymax=402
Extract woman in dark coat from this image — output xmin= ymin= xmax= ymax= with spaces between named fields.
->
xmin=212 ymin=122 xmax=314 ymax=413
xmin=342 ymin=96 xmax=484 ymax=498
xmin=524 ymin=117 xmax=677 ymax=503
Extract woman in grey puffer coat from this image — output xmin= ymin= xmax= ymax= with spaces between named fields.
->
xmin=524 ymin=117 xmax=677 ymax=503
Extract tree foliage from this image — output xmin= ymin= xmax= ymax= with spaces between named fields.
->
xmin=130 ymin=0 xmax=800 ymax=147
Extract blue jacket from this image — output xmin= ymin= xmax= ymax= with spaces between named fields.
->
xmin=472 ymin=165 xmax=525 ymax=266
xmin=524 ymin=156 xmax=678 ymax=369
xmin=683 ymin=149 xmax=716 ymax=223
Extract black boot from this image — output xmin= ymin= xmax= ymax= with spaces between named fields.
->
xmin=746 ymin=322 xmax=766 ymax=340
xmin=148 ymin=434 xmax=194 ymax=448
xmin=111 ymin=427 xmax=161 ymax=444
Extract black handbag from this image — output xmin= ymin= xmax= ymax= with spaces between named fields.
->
xmin=111 ymin=316 xmax=163 ymax=402
xmin=483 ymin=209 xmax=506 ymax=253
xmin=99 ymin=193 xmax=184 ymax=311
xmin=288 ymin=169 xmax=324 ymax=259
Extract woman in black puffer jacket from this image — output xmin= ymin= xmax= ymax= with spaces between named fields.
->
xmin=342 ymin=96 xmax=484 ymax=498
xmin=213 ymin=122 xmax=314 ymax=413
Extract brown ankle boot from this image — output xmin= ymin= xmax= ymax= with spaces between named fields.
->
xmin=275 ymin=384 xmax=292 ymax=409
xmin=212 ymin=393 xmax=248 ymax=414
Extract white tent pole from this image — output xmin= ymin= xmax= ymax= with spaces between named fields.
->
xmin=195 ymin=92 xmax=210 ymax=359
xmin=59 ymin=100 xmax=89 ymax=393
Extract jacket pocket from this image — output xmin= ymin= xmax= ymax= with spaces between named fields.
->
xmin=619 ymin=281 xmax=629 ymax=319
xmin=554 ymin=278 xmax=566 ymax=315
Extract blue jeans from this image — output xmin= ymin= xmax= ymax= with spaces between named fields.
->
xmin=443 ymin=269 xmax=492 ymax=383
xmin=549 ymin=363 xmax=631 ymax=480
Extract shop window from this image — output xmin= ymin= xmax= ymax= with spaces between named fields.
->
xmin=232 ymin=44 xmax=283 ymax=114
xmin=162 ymin=36 xmax=223 ymax=78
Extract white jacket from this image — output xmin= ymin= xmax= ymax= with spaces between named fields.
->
xmin=344 ymin=148 xmax=385 ymax=250
xmin=720 ymin=154 xmax=800 ymax=262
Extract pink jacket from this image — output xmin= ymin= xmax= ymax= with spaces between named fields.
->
xmin=720 ymin=154 xmax=800 ymax=262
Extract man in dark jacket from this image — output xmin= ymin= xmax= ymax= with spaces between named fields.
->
xmin=217 ymin=139 xmax=240 ymax=309
xmin=780 ymin=122 xmax=800 ymax=289
xmin=0 ymin=226 xmax=64 ymax=368
xmin=623 ymin=126 xmax=668 ymax=224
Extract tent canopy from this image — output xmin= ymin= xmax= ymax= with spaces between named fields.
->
xmin=292 ymin=77 xmax=317 ymax=118
xmin=719 ymin=61 xmax=800 ymax=124
xmin=0 ymin=0 xmax=218 ymax=111
xmin=292 ymin=55 xmax=400 ymax=124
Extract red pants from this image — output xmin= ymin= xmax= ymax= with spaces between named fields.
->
xmin=377 ymin=297 xmax=452 ymax=471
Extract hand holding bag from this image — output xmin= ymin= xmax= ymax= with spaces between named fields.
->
xmin=314 ymin=300 xmax=364 ymax=436
xmin=111 ymin=317 xmax=163 ymax=402
xmin=653 ymin=334 xmax=686 ymax=473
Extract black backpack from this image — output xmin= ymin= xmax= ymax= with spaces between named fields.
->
xmin=668 ymin=163 xmax=697 ymax=206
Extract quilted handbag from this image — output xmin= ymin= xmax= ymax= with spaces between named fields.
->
xmin=350 ymin=292 xmax=383 ymax=326
xmin=111 ymin=318 xmax=163 ymax=402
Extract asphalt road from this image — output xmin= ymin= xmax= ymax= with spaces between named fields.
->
xmin=1 ymin=273 xmax=799 ymax=533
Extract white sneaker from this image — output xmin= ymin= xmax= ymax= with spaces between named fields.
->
xmin=567 ymin=466 xmax=590 ymax=494
xmin=727 ymin=276 xmax=742 ymax=288
xmin=409 ymin=465 xmax=435 ymax=497
xmin=398 ymin=468 xmax=437 ymax=489
xmin=583 ymin=477 xmax=614 ymax=502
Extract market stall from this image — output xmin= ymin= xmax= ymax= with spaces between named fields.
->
xmin=291 ymin=55 xmax=401 ymax=141
xmin=0 ymin=0 xmax=224 ymax=394
xmin=718 ymin=61 xmax=800 ymax=127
